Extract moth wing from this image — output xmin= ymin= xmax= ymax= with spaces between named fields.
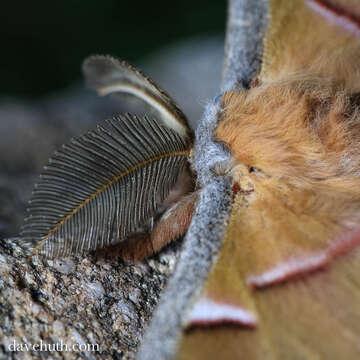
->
xmin=261 ymin=0 xmax=360 ymax=90
xmin=82 ymin=55 xmax=193 ymax=140
xmin=20 ymin=114 xmax=190 ymax=258
xmin=178 ymin=183 xmax=360 ymax=359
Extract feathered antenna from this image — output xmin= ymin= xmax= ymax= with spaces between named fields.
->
xmin=83 ymin=55 xmax=194 ymax=140
xmin=21 ymin=114 xmax=190 ymax=258
xmin=21 ymin=54 xmax=196 ymax=259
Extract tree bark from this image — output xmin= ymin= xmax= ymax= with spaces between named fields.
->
xmin=0 ymin=236 xmax=180 ymax=359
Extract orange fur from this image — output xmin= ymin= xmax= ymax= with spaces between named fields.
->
xmin=261 ymin=0 xmax=360 ymax=91
xmin=217 ymin=77 xmax=360 ymax=195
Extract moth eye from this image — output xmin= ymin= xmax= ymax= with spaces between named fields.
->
xmin=247 ymin=165 xmax=265 ymax=176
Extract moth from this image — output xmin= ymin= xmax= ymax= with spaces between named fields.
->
xmin=21 ymin=0 xmax=360 ymax=359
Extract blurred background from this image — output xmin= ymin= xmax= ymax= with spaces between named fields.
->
xmin=0 ymin=0 xmax=225 ymax=98
xmin=0 ymin=0 xmax=226 ymax=238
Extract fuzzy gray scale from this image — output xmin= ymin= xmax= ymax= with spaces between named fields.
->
xmin=137 ymin=100 xmax=232 ymax=360
xmin=222 ymin=0 xmax=268 ymax=91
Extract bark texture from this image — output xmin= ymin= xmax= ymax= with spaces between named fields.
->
xmin=0 ymin=237 xmax=178 ymax=359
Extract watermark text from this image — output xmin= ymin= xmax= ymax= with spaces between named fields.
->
xmin=8 ymin=339 xmax=99 ymax=353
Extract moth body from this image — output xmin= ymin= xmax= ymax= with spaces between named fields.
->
xmin=176 ymin=1 xmax=360 ymax=358
xmin=18 ymin=0 xmax=360 ymax=359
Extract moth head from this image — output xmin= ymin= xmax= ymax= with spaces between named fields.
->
xmin=206 ymin=77 xmax=360 ymax=292
xmin=217 ymin=76 xmax=360 ymax=194
xmin=179 ymin=78 xmax=360 ymax=343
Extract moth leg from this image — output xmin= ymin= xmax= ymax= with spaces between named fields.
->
xmin=95 ymin=233 xmax=151 ymax=262
xmin=158 ymin=166 xmax=195 ymax=211
xmin=97 ymin=191 xmax=198 ymax=262
xmin=149 ymin=190 xmax=199 ymax=257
